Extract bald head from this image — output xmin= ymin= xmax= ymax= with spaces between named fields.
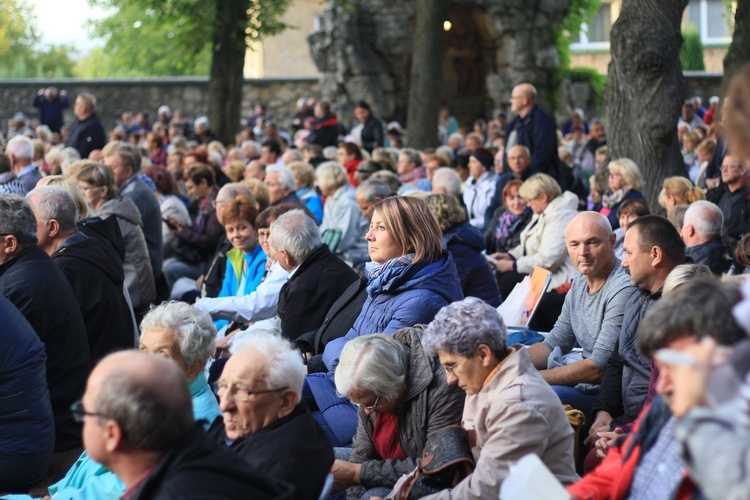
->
xmin=565 ymin=212 xmax=616 ymax=283
xmin=86 ymin=351 xmax=193 ymax=453
xmin=510 ymin=83 xmax=538 ymax=117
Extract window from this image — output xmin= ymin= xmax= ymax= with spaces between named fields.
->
xmin=572 ymin=3 xmax=613 ymax=49
xmin=686 ymin=0 xmax=732 ymax=43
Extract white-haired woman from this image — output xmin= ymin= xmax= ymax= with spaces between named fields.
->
xmin=421 ymin=298 xmax=579 ymax=498
xmin=47 ymin=302 xmax=220 ymax=499
xmin=331 ymin=328 xmax=464 ymax=498
xmin=317 ymin=161 xmax=369 ymax=264
xmin=600 ymin=158 xmax=646 ymax=230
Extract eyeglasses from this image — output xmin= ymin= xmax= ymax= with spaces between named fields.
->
xmin=78 ymin=185 xmax=101 ymax=191
xmin=70 ymin=400 xmax=107 ymax=423
xmin=443 ymin=357 xmax=468 ymax=374
xmin=352 ymin=395 xmax=381 ymax=411
xmin=257 ymin=231 xmax=271 ymax=240
xmin=212 ymin=381 xmax=287 ymax=402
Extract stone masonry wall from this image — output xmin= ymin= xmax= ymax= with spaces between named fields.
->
xmin=0 ymin=77 xmax=319 ymax=133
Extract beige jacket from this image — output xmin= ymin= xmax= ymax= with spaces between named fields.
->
xmin=508 ymin=191 xmax=578 ymax=288
xmin=427 ymin=347 xmax=579 ymax=499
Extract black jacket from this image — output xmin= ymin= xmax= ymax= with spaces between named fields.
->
xmin=52 ymin=217 xmax=136 ymax=363
xmin=208 ymin=404 xmax=333 ymax=500
xmin=133 ymin=425 xmax=294 ymax=500
xmin=0 ymin=245 xmax=90 ymax=451
xmin=503 ymin=104 xmax=561 ymax=183
xmin=202 ymin=236 xmax=232 ymax=298
xmin=359 ymin=117 xmax=385 ymax=153
xmin=65 ymin=113 xmax=107 ymax=158
xmin=444 ymin=221 xmax=502 ymax=307
xmin=296 ymin=276 xmax=368 ymax=373
xmin=277 ymin=244 xmax=359 ymax=341
xmin=686 ymin=239 xmax=732 ymax=276
xmin=706 ymin=183 xmax=750 ymax=245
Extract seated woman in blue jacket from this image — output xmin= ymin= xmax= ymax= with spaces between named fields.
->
xmin=305 ymin=196 xmax=463 ymax=446
xmin=214 ymin=196 xmax=267 ymax=331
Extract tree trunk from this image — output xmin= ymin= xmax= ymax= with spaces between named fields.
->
xmin=723 ymin=0 xmax=750 ymax=95
xmin=208 ymin=0 xmax=249 ymax=146
xmin=604 ymin=0 xmax=688 ymax=212
xmin=406 ymin=0 xmax=449 ymax=149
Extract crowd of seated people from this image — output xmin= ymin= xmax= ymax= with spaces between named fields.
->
xmin=4 ymin=71 xmax=750 ymax=500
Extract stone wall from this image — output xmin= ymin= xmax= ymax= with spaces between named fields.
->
xmin=0 ymin=77 xmax=319 ymax=132
xmin=308 ymin=0 xmax=572 ymax=129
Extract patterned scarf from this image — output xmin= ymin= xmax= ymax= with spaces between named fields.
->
xmin=365 ymin=253 xmax=416 ymax=281
xmin=496 ymin=210 xmax=525 ymax=245
xmin=602 ymin=187 xmax=629 ymax=209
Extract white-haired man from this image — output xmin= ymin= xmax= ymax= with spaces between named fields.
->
xmin=209 ymin=332 xmax=334 ymax=497
xmin=266 ymin=165 xmax=303 ymax=207
xmin=5 ymin=135 xmax=42 ymax=194
xmin=681 ymin=200 xmax=732 ymax=275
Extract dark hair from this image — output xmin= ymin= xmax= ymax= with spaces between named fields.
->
xmin=354 ymin=101 xmax=372 ymax=113
xmin=144 ymin=165 xmax=176 ymax=195
xmin=338 ymin=141 xmax=364 ymax=161
xmin=628 ymin=215 xmax=686 ymax=264
xmin=617 ymin=198 xmax=650 ymax=219
xmin=185 ymin=163 xmax=216 ymax=188
xmin=451 ymin=153 xmax=470 ymax=171
xmin=262 ymin=137 xmax=282 ymax=157
xmin=471 ymin=147 xmax=494 ymax=171
xmin=0 ymin=153 xmax=10 ymax=174
xmin=638 ymin=278 xmax=745 ymax=358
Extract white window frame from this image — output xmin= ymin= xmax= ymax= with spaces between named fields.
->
xmin=570 ymin=4 xmax=612 ymax=51
xmin=686 ymin=0 xmax=732 ymax=45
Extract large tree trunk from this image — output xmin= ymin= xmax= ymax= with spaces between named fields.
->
xmin=208 ymin=0 xmax=249 ymax=146
xmin=723 ymin=0 xmax=750 ymax=95
xmin=605 ymin=0 xmax=688 ymax=212
xmin=406 ymin=0 xmax=449 ymax=149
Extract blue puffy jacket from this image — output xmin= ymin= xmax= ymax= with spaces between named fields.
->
xmin=443 ymin=221 xmax=501 ymax=307
xmin=0 ymin=295 xmax=55 ymax=492
xmin=308 ymin=251 xmax=463 ymax=445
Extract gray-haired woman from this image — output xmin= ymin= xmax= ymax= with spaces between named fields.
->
xmin=331 ymin=328 xmax=465 ymax=499
xmin=421 ymin=297 xmax=579 ymax=498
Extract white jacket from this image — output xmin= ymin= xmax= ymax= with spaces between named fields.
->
xmin=463 ymin=171 xmax=498 ymax=231
xmin=508 ymin=191 xmax=578 ymax=288
xmin=193 ymin=261 xmax=289 ymax=323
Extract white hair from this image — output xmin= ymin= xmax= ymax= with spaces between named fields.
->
xmin=231 ymin=332 xmax=305 ymax=403
xmin=335 ymin=334 xmax=409 ymax=403
xmin=684 ymin=200 xmax=723 ymax=240
xmin=265 ymin=165 xmax=297 ymax=191
xmin=432 ymin=167 xmax=462 ymax=197
xmin=7 ymin=135 xmax=34 ymax=160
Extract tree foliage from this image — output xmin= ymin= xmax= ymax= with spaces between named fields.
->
xmin=680 ymin=26 xmax=705 ymax=71
xmin=0 ymin=0 xmax=76 ymax=78
xmin=86 ymin=0 xmax=292 ymax=77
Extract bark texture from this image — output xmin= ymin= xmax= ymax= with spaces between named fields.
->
xmin=406 ymin=0 xmax=449 ymax=148
xmin=208 ymin=0 xmax=249 ymax=145
xmin=605 ymin=0 xmax=688 ymax=211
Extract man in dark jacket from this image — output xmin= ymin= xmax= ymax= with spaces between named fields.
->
xmin=33 ymin=86 xmax=70 ymax=133
xmin=681 ymin=200 xmax=733 ymax=275
xmin=28 ymin=186 xmax=136 ymax=362
xmin=80 ymin=351 xmax=292 ymax=500
xmin=503 ymin=83 xmax=561 ymax=183
xmin=0 ymin=295 xmax=55 ymax=493
xmin=706 ymin=154 xmax=750 ymax=249
xmin=586 ymin=215 xmax=684 ymax=447
xmin=104 ymin=142 xmax=163 ymax=281
xmin=211 ymin=333 xmax=332 ymax=500
xmin=271 ymin=208 xmax=359 ymax=340
xmin=0 ymin=195 xmax=90 ymax=454
xmin=308 ymin=101 xmax=344 ymax=148
xmin=65 ymin=93 xmax=107 ymax=158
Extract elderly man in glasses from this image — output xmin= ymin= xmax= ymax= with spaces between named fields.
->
xmin=208 ymin=332 xmax=334 ymax=500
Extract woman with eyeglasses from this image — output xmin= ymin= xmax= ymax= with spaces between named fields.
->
xmin=305 ymin=196 xmax=463 ymax=447
xmin=49 ymin=302 xmax=220 ymax=499
xmin=77 ymin=162 xmax=155 ymax=312
xmin=421 ymin=298 xmax=579 ymax=498
xmin=331 ymin=329 xmax=464 ymax=498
